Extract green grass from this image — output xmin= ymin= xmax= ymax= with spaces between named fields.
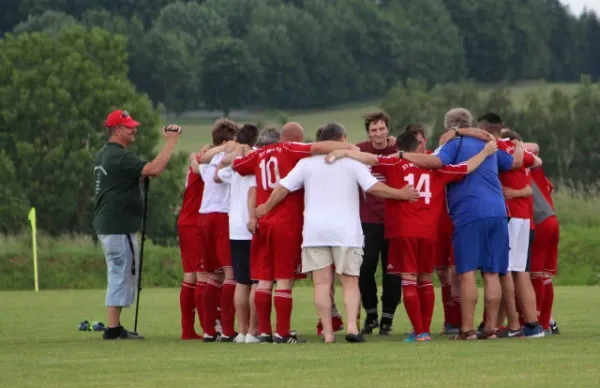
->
xmin=163 ymin=82 xmax=580 ymax=154
xmin=1 ymin=286 xmax=599 ymax=387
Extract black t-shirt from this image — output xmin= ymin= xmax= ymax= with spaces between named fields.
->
xmin=93 ymin=142 xmax=147 ymax=234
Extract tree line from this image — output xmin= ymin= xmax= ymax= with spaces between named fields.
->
xmin=2 ymin=0 xmax=600 ymax=114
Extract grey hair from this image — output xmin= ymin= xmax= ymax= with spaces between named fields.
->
xmin=255 ymin=126 xmax=281 ymax=147
xmin=319 ymin=122 xmax=347 ymax=141
xmin=444 ymin=108 xmax=473 ymax=130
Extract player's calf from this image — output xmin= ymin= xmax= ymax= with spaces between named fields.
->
xmin=417 ymin=273 xmax=435 ymax=338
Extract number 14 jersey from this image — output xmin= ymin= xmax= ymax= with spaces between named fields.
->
xmin=373 ymin=155 xmax=468 ymax=241
xmin=232 ymin=141 xmax=312 ymax=225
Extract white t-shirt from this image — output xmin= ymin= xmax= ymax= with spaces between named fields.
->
xmin=280 ymin=155 xmax=378 ymax=248
xmin=217 ymin=166 xmax=256 ymax=240
xmin=199 ymin=152 xmax=230 ymax=214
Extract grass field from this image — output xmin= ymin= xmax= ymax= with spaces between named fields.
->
xmin=2 ymin=286 xmax=599 ymax=387
xmin=163 ymin=82 xmax=580 ymax=154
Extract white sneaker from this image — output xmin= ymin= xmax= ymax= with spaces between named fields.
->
xmin=245 ymin=334 xmax=261 ymax=344
xmin=234 ymin=333 xmax=246 ymax=343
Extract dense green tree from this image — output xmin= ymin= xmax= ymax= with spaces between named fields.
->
xmin=199 ymin=37 xmax=261 ymax=116
xmin=0 ymin=26 xmax=185 ymax=241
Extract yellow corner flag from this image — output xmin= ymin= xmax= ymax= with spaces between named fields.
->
xmin=28 ymin=207 xmax=39 ymax=292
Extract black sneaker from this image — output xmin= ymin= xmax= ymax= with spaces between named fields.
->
xmin=550 ymin=321 xmax=560 ymax=335
xmin=345 ymin=333 xmax=367 ymax=343
xmin=273 ymin=330 xmax=306 ymax=344
xmin=258 ymin=333 xmax=273 ymax=344
xmin=361 ymin=318 xmax=379 ymax=335
xmin=379 ymin=324 xmax=392 ymax=336
xmin=496 ymin=327 xmax=524 ymax=339
xmin=217 ymin=332 xmax=238 ymax=343
xmin=203 ymin=333 xmax=219 ymax=343
xmin=102 ymin=326 xmax=144 ymax=340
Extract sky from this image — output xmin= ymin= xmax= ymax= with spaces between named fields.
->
xmin=561 ymin=0 xmax=600 ymax=15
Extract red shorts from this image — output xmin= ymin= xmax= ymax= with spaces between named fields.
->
xmin=530 ymin=215 xmax=559 ymax=275
xmin=388 ymin=237 xmax=436 ymax=275
xmin=197 ymin=213 xmax=231 ymax=273
xmin=250 ymin=222 xmax=302 ymax=281
xmin=177 ymin=224 xmax=201 ymax=273
xmin=435 ymin=233 xmax=455 ymax=269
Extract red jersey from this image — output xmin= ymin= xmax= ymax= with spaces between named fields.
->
xmin=356 ymin=141 xmax=398 ymax=224
xmin=177 ymin=167 xmax=205 ymax=227
xmin=232 ymin=142 xmax=312 ymax=225
xmin=499 ymin=150 xmax=536 ymax=220
xmin=373 ymin=155 xmax=468 ymax=241
xmin=530 ymin=167 xmax=555 ymax=210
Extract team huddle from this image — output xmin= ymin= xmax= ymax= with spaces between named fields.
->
xmin=176 ymin=108 xmax=560 ymax=343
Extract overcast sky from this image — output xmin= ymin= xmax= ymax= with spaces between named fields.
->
xmin=561 ymin=0 xmax=600 ymax=15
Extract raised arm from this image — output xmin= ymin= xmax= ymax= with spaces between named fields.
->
xmin=439 ymin=128 xmax=495 ymax=146
xmin=310 ymin=141 xmax=359 ymax=155
xmin=198 ymin=141 xmax=237 ymax=164
xmin=401 ymin=153 xmax=443 ymax=169
xmin=511 ymin=141 xmax=524 ymax=169
xmin=325 ymin=149 xmax=381 ymax=166
xmin=221 ymin=144 xmax=251 ymax=167
xmin=141 ymin=125 xmax=181 ymax=177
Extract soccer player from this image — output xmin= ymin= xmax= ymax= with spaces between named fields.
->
xmin=231 ymin=122 xmax=358 ymax=343
xmin=177 ymin=147 xmax=209 ymax=340
xmin=216 ymin=124 xmax=260 ymax=343
xmin=256 ymin=123 xmax=420 ymax=343
xmin=356 ymin=112 xmax=402 ymax=335
xmin=195 ymin=119 xmax=238 ymax=342
xmin=329 ymin=131 xmax=497 ymax=341
xmin=529 ymin=165 xmax=560 ymax=334
xmin=395 ymin=108 xmax=516 ymax=340
xmin=479 ymin=118 xmax=544 ymax=338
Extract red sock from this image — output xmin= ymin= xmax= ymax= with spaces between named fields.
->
xmin=418 ymin=280 xmax=435 ymax=334
xmin=448 ymin=297 xmax=462 ymax=328
xmin=540 ymin=279 xmax=554 ymax=330
xmin=531 ymin=277 xmax=545 ymax=321
xmin=255 ymin=288 xmax=273 ymax=335
xmin=221 ymin=280 xmax=237 ymax=337
xmin=441 ymin=282 xmax=452 ymax=326
xmin=203 ymin=279 xmax=222 ymax=337
xmin=194 ymin=281 xmax=207 ymax=334
xmin=402 ymin=280 xmax=424 ymax=335
xmin=274 ymin=289 xmax=293 ymax=337
xmin=180 ymin=282 xmax=197 ymax=337
xmin=216 ymin=285 xmax=222 ymax=324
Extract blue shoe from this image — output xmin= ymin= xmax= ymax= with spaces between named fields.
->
xmin=403 ymin=332 xmax=417 ymax=343
xmin=441 ymin=324 xmax=459 ymax=335
xmin=523 ymin=324 xmax=545 ymax=338
xmin=416 ymin=333 xmax=431 ymax=342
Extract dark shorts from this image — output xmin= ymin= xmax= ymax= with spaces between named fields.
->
xmin=453 ymin=217 xmax=509 ymax=276
xmin=231 ymin=239 xmax=255 ymax=286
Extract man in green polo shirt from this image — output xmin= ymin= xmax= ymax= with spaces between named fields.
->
xmin=94 ymin=109 xmax=182 ymax=340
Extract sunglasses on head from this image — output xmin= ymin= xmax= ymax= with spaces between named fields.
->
xmin=121 ymin=111 xmax=130 ymax=119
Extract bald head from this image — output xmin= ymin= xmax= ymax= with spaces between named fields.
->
xmin=281 ymin=122 xmax=304 ymax=142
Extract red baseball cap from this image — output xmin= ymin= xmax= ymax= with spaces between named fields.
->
xmin=105 ymin=109 xmax=141 ymax=128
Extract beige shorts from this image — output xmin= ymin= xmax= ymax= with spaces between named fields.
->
xmin=301 ymin=247 xmax=364 ymax=276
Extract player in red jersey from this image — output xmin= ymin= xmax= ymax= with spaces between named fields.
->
xmin=177 ymin=147 xmax=210 ymax=340
xmin=528 ymin=165 xmax=560 ymax=333
xmin=476 ymin=115 xmax=545 ymax=338
xmin=328 ymin=132 xmax=497 ymax=341
xmin=228 ymin=122 xmax=357 ymax=343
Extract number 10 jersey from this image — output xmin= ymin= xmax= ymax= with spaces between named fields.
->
xmin=232 ymin=141 xmax=312 ymax=225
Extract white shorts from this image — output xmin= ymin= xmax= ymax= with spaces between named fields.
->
xmin=301 ymin=247 xmax=363 ymax=276
xmin=507 ymin=218 xmax=530 ymax=272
